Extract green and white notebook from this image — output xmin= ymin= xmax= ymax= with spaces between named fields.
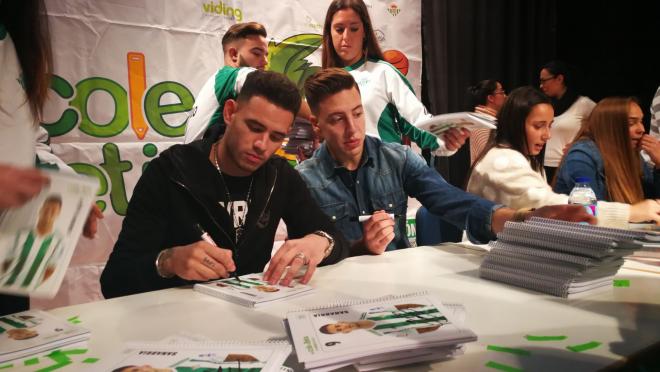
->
xmin=97 ymin=340 xmax=291 ymax=372
xmin=0 ymin=310 xmax=90 ymax=363
xmin=415 ymin=111 xmax=496 ymax=137
xmin=285 ymin=292 xmax=477 ymax=371
xmin=0 ymin=170 xmax=98 ymax=298
xmin=194 ymin=274 xmax=315 ymax=307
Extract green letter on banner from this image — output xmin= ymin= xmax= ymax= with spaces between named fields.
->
xmin=72 ymin=77 xmax=129 ymax=138
xmin=144 ymin=81 xmax=194 ymax=137
xmin=42 ymin=74 xmax=78 ymax=137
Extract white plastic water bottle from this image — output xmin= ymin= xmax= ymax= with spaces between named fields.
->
xmin=568 ymin=177 xmax=597 ymax=216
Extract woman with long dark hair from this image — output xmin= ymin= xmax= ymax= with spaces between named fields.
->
xmin=467 ymin=87 xmax=660 ymax=227
xmin=321 ymin=0 xmax=468 ymax=156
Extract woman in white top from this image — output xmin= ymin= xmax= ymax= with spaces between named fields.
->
xmin=539 ymin=61 xmax=596 ymax=182
xmin=467 ymin=86 xmax=660 ymax=228
xmin=321 ymin=0 xmax=468 ymax=156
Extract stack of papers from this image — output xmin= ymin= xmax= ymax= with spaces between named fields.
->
xmin=0 ymin=310 xmax=90 ymax=363
xmin=194 ymin=274 xmax=315 ymax=307
xmin=480 ymin=217 xmax=648 ymax=298
xmin=285 ymin=292 xmax=476 ymax=371
xmin=415 ymin=112 xmax=497 ymax=137
xmin=97 ymin=336 xmax=292 ymax=372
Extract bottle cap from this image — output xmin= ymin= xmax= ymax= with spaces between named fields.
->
xmin=575 ymin=176 xmax=591 ymax=183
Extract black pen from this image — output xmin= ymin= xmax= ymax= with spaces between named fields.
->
xmin=350 ymin=213 xmax=403 ymax=222
xmin=195 ymin=224 xmax=240 ymax=282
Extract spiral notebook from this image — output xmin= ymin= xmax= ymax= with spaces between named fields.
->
xmin=194 ymin=274 xmax=315 ymax=307
xmin=414 ymin=111 xmax=497 ymax=137
xmin=97 ymin=340 xmax=292 ymax=372
xmin=0 ymin=310 xmax=90 ymax=363
xmin=481 ymin=218 xmax=634 ymax=298
xmin=285 ymin=292 xmax=476 ymax=370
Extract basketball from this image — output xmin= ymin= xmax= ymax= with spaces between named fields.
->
xmin=383 ymin=49 xmax=409 ymax=76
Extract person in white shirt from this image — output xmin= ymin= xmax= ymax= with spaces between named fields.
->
xmin=538 ymin=60 xmax=596 ymax=182
xmin=320 ymin=0 xmax=468 ymax=157
xmin=467 ymin=86 xmax=660 ymax=228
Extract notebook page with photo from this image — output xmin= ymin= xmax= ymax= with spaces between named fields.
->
xmin=97 ymin=341 xmax=291 ymax=372
xmin=0 ymin=310 xmax=90 ymax=363
xmin=0 ymin=170 xmax=98 ymax=298
xmin=193 ymin=273 xmax=315 ymax=307
xmin=286 ymin=292 xmax=477 ymax=368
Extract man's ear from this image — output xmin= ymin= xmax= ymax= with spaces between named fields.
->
xmin=486 ymin=94 xmax=496 ymax=105
xmin=228 ymin=47 xmax=239 ymax=64
xmin=223 ymin=99 xmax=238 ymax=126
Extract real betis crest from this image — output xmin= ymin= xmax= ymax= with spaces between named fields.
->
xmin=387 ymin=2 xmax=401 ymax=16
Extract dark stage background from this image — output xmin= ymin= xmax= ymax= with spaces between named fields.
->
xmin=421 ymin=0 xmax=660 ymax=188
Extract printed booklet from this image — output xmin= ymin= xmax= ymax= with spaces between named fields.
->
xmin=194 ymin=274 xmax=315 ymax=307
xmin=0 ymin=310 xmax=90 ymax=363
xmin=285 ymin=292 xmax=477 ymax=370
xmin=415 ymin=111 xmax=497 ymax=137
xmin=97 ymin=340 xmax=291 ymax=372
xmin=0 ymin=170 xmax=98 ymax=298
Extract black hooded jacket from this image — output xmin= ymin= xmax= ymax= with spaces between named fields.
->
xmin=100 ymin=138 xmax=349 ymax=298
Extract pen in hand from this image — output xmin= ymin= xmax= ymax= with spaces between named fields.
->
xmin=195 ymin=223 xmax=240 ymax=282
xmin=350 ymin=213 xmax=402 ymax=222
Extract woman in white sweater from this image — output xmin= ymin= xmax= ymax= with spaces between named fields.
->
xmin=467 ymin=86 xmax=660 ymax=228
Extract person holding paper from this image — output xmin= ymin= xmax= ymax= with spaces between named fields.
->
xmin=467 ymin=87 xmax=660 ymax=227
xmin=297 ymin=68 xmax=595 ymax=255
xmin=321 ymin=0 xmax=468 ymax=156
xmin=1 ymin=195 xmax=64 ymax=290
xmin=101 ymin=70 xmax=349 ymax=299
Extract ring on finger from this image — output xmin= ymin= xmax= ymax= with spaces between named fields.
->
xmin=293 ymin=252 xmax=309 ymax=265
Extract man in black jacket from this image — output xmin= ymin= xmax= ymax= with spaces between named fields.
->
xmin=100 ymin=70 xmax=348 ymax=299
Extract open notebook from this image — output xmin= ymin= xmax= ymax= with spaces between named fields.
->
xmin=415 ymin=112 xmax=496 ymax=137
xmin=285 ymin=292 xmax=476 ymax=371
xmin=0 ymin=170 xmax=98 ymax=298
xmin=194 ymin=274 xmax=315 ymax=307
xmin=0 ymin=310 xmax=90 ymax=363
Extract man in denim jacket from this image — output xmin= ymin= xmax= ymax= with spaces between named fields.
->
xmin=296 ymin=69 xmax=595 ymax=254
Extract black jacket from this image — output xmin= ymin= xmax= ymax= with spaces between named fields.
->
xmin=100 ymin=138 xmax=349 ymax=298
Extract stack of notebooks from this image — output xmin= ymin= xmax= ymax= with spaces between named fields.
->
xmin=285 ymin=292 xmax=476 ymax=371
xmin=0 ymin=310 xmax=90 ymax=363
xmin=194 ymin=274 xmax=315 ymax=307
xmin=480 ymin=217 xmax=656 ymax=298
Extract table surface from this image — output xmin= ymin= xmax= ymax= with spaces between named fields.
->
xmin=26 ymin=244 xmax=660 ymax=371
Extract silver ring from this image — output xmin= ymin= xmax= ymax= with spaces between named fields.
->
xmin=202 ymin=256 xmax=215 ymax=268
xmin=293 ymin=252 xmax=309 ymax=265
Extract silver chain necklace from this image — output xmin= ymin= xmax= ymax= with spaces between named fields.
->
xmin=212 ymin=142 xmax=253 ymax=243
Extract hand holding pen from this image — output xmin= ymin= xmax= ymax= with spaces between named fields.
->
xmin=195 ymin=224 xmax=241 ymax=282
xmin=359 ymin=210 xmax=396 ymax=255
xmin=155 ymin=225 xmax=236 ymax=282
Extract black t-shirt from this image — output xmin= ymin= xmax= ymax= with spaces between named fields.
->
xmin=218 ymin=173 xmax=254 ymax=241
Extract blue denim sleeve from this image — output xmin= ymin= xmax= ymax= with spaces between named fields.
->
xmin=555 ymin=148 xmax=607 ymax=200
xmin=401 ymin=147 xmax=497 ymax=243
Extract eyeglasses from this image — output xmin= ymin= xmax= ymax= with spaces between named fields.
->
xmin=539 ymin=75 xmax=556 ymax=85
xmin=493 ymin=89 xmax=506 ymax=95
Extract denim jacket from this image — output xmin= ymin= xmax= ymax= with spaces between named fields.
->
xmin=296 ymin=136 xmax=498 ymax=251
xmin=554 ymin=139 xmax=660 ymax=199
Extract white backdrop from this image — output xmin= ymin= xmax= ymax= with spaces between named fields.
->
xmin=35 ymin=0 xmax=423 ymax=308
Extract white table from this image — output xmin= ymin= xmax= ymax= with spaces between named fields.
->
xmin=33 ymin=245 xmax=660 ymax=371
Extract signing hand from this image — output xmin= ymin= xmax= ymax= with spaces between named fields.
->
xmin=442 ymin=128 xmax=470 ymax=151
xmin=361 ymin=210 xmax=395 ymax=255
xmin=162 ymin=241 xmax=235 ymax=281
xmin=0 ymin=165 xmax=49 ymax=209
xmin=263 ymin=233 xmax=329 ymax=286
